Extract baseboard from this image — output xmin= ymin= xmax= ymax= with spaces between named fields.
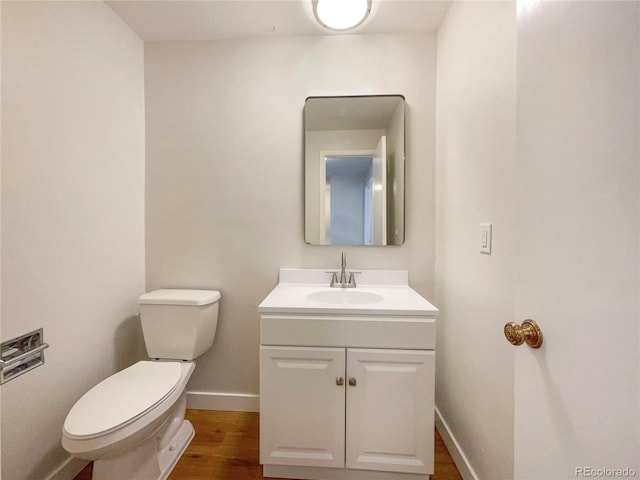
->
xmin=46 ymin=456 xmax=89 ymax=480
xmin=434 ymin=405 xmax=479 ymax=480
xmin=187 ymin=390 xmax=260 ymax=412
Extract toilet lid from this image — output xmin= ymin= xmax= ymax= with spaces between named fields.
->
xmin=64 ymin=361 xmax=183 ymax=438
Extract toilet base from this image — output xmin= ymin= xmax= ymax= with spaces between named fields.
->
xmin=92 ymin=420 xmax=195 ymax=480
xmin=158 ymin=420 xmax=195 ymax=479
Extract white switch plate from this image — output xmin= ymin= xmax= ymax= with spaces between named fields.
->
xmin=480 ymin=223 xmax=492 ymax=254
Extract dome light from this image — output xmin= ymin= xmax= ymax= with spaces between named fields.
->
xmin=312 ymin=0 xmax=372 ymax=32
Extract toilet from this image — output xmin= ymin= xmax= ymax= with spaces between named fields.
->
xmin=62 ymin=289 xmax=221 ymax=480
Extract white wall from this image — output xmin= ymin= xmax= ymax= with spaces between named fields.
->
xmin=435 ymin=2 xmax=516 ymax=479
xmin=144 ymin=34 xmax=437 ymax=405
xmin=1 ymin=2 xmax=145 ymax=479
xmin=437 ymin=2 xmax=639 ymax=478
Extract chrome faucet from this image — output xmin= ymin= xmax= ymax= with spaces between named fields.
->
xmin=339 ymin=251 xmax=348 ymax=284
xmin=328 ymin=252 xmax=359 ymax=288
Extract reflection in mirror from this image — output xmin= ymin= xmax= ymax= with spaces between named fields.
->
xmin=304 ymin=95 xmax=405 ymax=245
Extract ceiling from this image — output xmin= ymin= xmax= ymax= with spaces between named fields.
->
xmin=106 ymin=0 xmax=452 ymax=42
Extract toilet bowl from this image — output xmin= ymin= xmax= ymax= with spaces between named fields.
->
xmin=62 ymin=289 xmax=221 ymax=480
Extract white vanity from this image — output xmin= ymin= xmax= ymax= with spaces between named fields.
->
xmin=259 ymin=268 xmax=438 ymax=480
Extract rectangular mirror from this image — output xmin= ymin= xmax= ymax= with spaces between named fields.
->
xmin=304 ymin=95 xmax=405 ymax=246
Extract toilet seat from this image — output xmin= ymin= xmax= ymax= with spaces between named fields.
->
xmin=64 ymin=361 xmax=183 ymax=439
xmin=62 ymin=360 xmax=195 ymax=462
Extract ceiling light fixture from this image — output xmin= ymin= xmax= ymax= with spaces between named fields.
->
xmin=312 ymin=0 xmax=372 ymax=32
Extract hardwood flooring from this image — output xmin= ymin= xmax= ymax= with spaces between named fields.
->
xmin=75 ymin=409 xmax=462 ymax=480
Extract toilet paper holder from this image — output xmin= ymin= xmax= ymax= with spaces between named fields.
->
xmin=0 ymin=328 xmax=49 ymax=384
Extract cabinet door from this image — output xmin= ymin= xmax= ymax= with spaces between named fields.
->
xmin=260 ymin=346 xmax=345 ymax=468
xmin=345 ymin=348 xmax=435 ymax=474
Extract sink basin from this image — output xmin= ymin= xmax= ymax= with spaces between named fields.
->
xmin=307 ymin=290 xmax=384 ymax=305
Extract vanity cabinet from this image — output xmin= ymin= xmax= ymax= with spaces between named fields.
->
xmin=259 ymin=268 xmax=438 ymax=480
xmin=260 ymin=345 xmax=434 ymax=475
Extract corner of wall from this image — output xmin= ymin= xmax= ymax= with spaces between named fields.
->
xmin=434 ymin=2 xmax=516 ymax=479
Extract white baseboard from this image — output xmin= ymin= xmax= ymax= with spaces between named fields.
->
xmin=187 ymin=390 xmax=260 ymax=412
xmin=46 ymin=456 xmax=89 ymax=480
xmin=434 ymin=405 xmax=479 ymax=480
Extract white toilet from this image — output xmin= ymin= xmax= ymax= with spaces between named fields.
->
xmin=62 ymin=289 xmax=221 ymax=480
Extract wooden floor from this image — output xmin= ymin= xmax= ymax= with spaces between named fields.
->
xmin=75 ymin=410 xmax=462 ymax=480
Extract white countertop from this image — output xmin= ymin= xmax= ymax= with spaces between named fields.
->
xmin=258 ymin=269 xmax=438 ymax=317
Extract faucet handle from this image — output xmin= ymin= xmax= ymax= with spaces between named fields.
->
xmin=326 ymin=271 xmax=339 ymax=287
xmin=347 ymin=271 xmax=361 ymax=287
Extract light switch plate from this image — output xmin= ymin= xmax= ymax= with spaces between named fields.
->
xmin=480 ymin=223 xmax=492 ymax=254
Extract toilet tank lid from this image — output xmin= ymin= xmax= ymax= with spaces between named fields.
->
xmin=139 ymin=289 xmax=221 ymax=306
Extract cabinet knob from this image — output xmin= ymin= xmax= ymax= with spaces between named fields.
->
xmin=504 ymin=319 xmax=543 ymax=349
xmin=348 ymin=377 xmax=357 ymax=387
xmin=336 ymin=377 xmax=344 ymax=386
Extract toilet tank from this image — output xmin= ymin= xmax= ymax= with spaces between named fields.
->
xmin=138 ymin=289 xmax=221 ymax=361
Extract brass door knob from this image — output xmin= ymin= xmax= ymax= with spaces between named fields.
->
xmin=504 ymin=319 xmax=543 ymax=349
xmin=336 ymin=377 xmax=344 ymax=386
xmin=348 ymin=377 xmax=357 ymax=387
